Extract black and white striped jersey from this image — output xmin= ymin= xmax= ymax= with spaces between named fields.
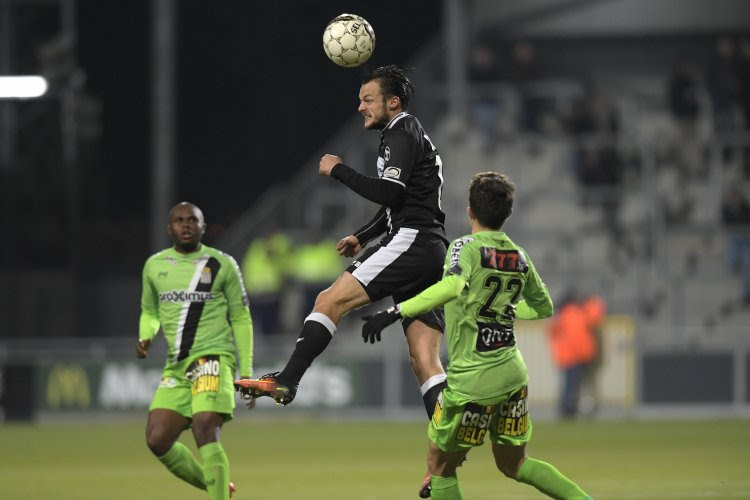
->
xmin=331 ymin=111 xmax=447 ymax=246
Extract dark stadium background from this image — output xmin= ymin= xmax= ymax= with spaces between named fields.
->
xmin=1 ymin=2 xmax=440 ymax=274
xmin=75 ymin=2 xmax=441 ymax=272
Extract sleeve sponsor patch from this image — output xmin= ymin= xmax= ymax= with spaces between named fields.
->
xmin=448 ymin=237 xmax=473 ymax=269
xmin=383 ymin=166 xmax=401 ymax=180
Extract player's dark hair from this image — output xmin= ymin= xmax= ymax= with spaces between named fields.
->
xmin=364 ymin=65 xmax=414 ymax=110
xmin=469 ymin=172 xmax=514 ymax=229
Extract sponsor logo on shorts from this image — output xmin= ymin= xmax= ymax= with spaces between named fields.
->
xmin=497 ymin=386 xmax=529 ymax=437
xmin=186 ymin=355 xmax=221 ymax=395
xmin=432 ymin=391 xmax=444 ymax=425
xmin=159 ymin=290 xmax=214 ymax=303
xmin=456 ymin=402 xmax=494 ymax=445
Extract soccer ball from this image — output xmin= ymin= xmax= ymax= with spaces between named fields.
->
xmin=323 ymin=13 xmax=375 ymax=68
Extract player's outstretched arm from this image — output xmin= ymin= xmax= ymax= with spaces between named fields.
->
xmin=361 ymin=274 xmax=466 ymax=343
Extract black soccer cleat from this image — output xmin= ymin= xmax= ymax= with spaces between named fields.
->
xmin=234 ymin=372 xmax=297 ymax=406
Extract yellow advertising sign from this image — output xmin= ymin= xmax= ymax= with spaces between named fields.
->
xmin=46 ymin=364 xmax=91 ymax=409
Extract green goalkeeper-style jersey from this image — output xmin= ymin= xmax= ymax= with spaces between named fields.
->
xmin=139 ymin=244 xmax=254 ymax=377
xmin=400 ymin=230 xmax=552 ymax=401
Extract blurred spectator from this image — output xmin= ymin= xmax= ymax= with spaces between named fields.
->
xmin=737 ymin=37 xmax=750 ymax=177
xmin=507 ymin=40 xmax=544 ymax=134
xmin=566 ymin=94 xmax=624 ymax=241
xmin=547 ymin=290 xmax=605 ymax=418
xmin=707 ymin=36 xmax=742 ymax=163
xmin=721 ymin=185 xmax=750 ymax=304
xmin=667 ymin=61 xmax=703 ymax=178
xmin=241 ymin=231 xmax=290 ymax=335
xmin=468 ymin=40 xmax=502 ymax=153
xmin=578 ymin=295 xmax=606 ymax=416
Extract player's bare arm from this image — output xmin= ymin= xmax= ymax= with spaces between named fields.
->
xmin=135 ymin=338 xmax=152 ymax=359
xmin=319 ymin=154 xmax=342 ymax=176
xmin=336 ymin=235 xmax=361 ymax=257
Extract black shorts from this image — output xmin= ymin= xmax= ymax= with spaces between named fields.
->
xmin=347 ymin=227 xmax=447 ymax=332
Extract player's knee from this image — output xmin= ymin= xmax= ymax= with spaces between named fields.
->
xmin=313 ymin=288 xmax=352 ymax=318
xmin=314 ymin=287 xmax=344 ymax=311
xmin=496 ymin=462 xmax=517 ymax=478
xmin=494 ymin=456 xmax=523 ymax=479
xmin=146 ymin=428 xmax=174 ymax=457
xmin=312 ymin=288 xmax=331 ymax=310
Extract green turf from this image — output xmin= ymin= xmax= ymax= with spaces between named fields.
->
xmin=1 ymin=417 xmax=748 ymax=499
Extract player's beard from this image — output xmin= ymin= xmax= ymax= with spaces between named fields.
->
xmin=365 ymin=114 xmax=388 ymax=130
xmin=175 ymin=239 xmax=200 ymax=253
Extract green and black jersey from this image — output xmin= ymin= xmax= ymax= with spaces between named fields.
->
xmin=399 ymin=230 xmax=552 ymax=401
xmin=139 ymin=244 xmax=253 ymax=377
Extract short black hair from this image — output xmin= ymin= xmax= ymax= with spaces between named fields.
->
xmin=363 ymin=65 xmax=414 ymax=110
xmin=469 ymin=172 xmax=514 ymax=229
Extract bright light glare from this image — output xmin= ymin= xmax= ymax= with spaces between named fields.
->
xmin=0 ymin=76 xmax=49 ymax=99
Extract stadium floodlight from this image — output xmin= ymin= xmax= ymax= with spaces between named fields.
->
xmin=0 ymin=76 xmax=49 ymax=99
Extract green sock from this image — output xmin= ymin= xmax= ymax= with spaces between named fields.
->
xmin=430 ymin=475 xmax=464 ymax=500
xmin=199 ymin=442 xmax=231 ymax=500
xmin=157 ymin=442 xmax=206 ymax=490
xmin=517 ymin=457 xmax=591 ymax=500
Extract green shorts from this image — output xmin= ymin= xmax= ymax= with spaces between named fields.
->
xmin=149 ymin=353 xmax=236 ymax=421
xmin=428 ymin=384 xmax=532 ymax=452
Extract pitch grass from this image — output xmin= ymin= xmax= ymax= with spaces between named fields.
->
xmin=1 ymin=417 xmax=748 ymax=499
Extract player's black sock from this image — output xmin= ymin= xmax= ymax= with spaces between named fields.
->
xmin=279 ymin=312 xmax=336 ymax=387
xmin=421 ymin=374 xmax=447 ymax=419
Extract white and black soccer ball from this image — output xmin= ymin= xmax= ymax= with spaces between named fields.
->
xmin=323 ymin=13 xmax=375 ymax=68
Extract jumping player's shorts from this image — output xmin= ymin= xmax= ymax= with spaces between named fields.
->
xmin=347 ymin=227 xmax=447 ymax=332
xmin=428 ymin=384 xmax=532 ymax=452
xmin=149 ymin=353 xmax=236 ymax=422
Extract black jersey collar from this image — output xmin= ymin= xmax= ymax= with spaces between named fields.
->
xmin=380 ymin=112 xmax=408 ymax=138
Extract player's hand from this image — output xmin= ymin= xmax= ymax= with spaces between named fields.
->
xmin=319 ymin=154 xmax=342 ymax=176
xmin=336 ymin=235 xmax=362 ymax=257
xmin=235 ymin=376 xmax=258 ymax=410
xmin=361 ymin=306 xmax=402 ymax=343
xmin=135 ymin=339 xmax=152 ymax=359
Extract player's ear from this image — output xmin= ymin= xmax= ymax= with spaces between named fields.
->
xmin=389 ymin=96 xmax=400 ymax=110
xmin=467 ymin=206 xmax=474 ymax=221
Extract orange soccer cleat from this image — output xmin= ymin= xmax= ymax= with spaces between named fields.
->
xmin=234 ymin=372 xmax=296 ymax=406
